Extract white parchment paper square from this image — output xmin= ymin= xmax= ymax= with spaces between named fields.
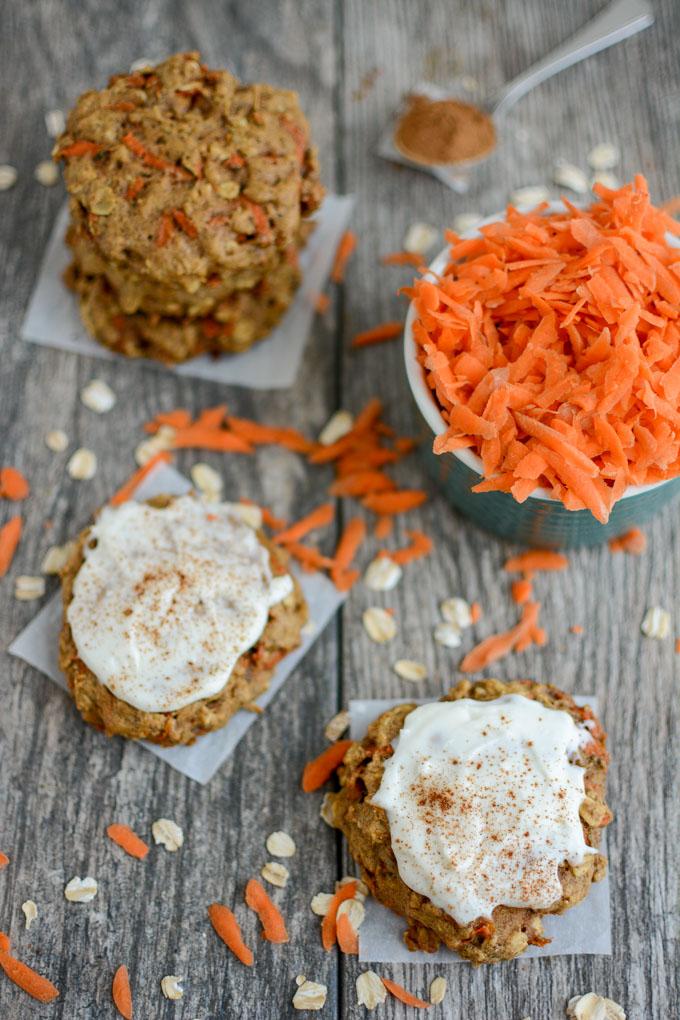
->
xmin=349 ymin=697 xmax=611 ymax=963
xmin=8 ymin=462 xmax=345 ymax=783
xmin=21 ymin=194 xmax=354 ymax=389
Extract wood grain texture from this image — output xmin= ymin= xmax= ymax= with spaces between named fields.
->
xmin=0 ymin=1 xmax=678 ymax=1018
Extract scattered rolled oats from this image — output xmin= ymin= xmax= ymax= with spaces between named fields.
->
xmin=591 ymin=171 xmax=620 ymax=190
xmin=641 ymin=606 xmax=670 ymax=639
xmin=35 ymin=161 xmax=59 ymax=187
xmin=266 ymin=831 xmax=296 ymax=858
xmin=403 ymin=221 xmax=439 ymax=255
xmin=310 ymin=892 xmax=333 ymax=916
xmin=587 ymin=142 xmax=620 ymax=171
xmin=45 ymin=429 xmax=68 ymax=452
xmin=460 ymin=74 xmax=478 ymax=93
xmin=160 ymin=975 xmax=184 ymax=1001
xmin=41 ymin=542 xmax=74 ymax=575
xmin=364 ymin=557 xmax=402 ymax=592
xmin=433 ymin=621 xmax=462 ymax=648
xmin=191 ymin=462 xmax=223 ymax=501
xmin=152 ymin=818 xmax=184 ymax=852
xmin=64 ymin=876 xmax=98 ymax=902
xmin=567 ymin=992 xmax=625 ymax=1020
xmin=261 ymin=861 xmax=289 ymax=888
xmin=324 ymin=709 xmax=350 ymax=742
xmin=337 ymin=897 xmax=365 ymax=931
xmin=356 ymin=970 xmax=387 ymax=1009
xmin=21 ymin=900 xmax=38 ymax=930
xmin=232 ymin=503 xmax=262 ymax=529
xmin=452 ymin=212 xmax=482 ymax=235
xmin=81 ymin=379 xmax=116 ymax=413
xmin=363 ymin=606 xmax=397 ymax=643
xmin=292 ymin=979 xmax=327 ymax=1011
xmin=67 ymin=448 xmax=97 ymax=480
xmin=429 ymin=976 xmax=447 ymax=1005
xmin=319 ymin=410 xmax=353 ymax=446
xmin=134 ymin=424 xmax=175 ymax=466
xmin=393 ymin=659 xmax=428 ymax=682
xmin=14 ymin=576 xmax=46 ymax=601
xmin=552 ymin=162 xmax=589 ymax=194
xmin=295 ymin=974 xmax=306 ymax=987
xmin=510 ymin=184 xmax=550 ymax=208
xmin=44 ymin=109 xmax=66 ymax=137
xmin=319 ymin=793 xmax=334 ymax=827
xmin=440 ymin=596 xmax=473 ymax=629
xmin=0 ymin=165 xmax=18 ymax=192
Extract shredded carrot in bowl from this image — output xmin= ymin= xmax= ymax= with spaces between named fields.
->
xmin=408 ymin=176 xmax=680 ymax=523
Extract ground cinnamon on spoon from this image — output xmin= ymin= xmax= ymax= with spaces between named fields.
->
xmin=394 ymin=94 xmax=496 ymax=166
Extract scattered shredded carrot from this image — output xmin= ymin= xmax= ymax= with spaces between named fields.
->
xmin=374 ymin=515 xmax=393 ymax=539
xmin=352 ymin=321 xmax=403 ymax=348
xmin=410 ymin=176 xmax=680 ymax=523
xmin=106 ymin=824 xmax=149 ymax=860
xmin=385 ymin=528 xmax=432 ymax=565
xmin=608 ymin=527 xmax=647 ymax=554
xmin=195 ymin=405 xmax=228 ymax=429
xmin=511 ymin=578 xmax=533 ymax=604
xmin=56 ymin=139 xmax=103 ymax=158
xmin=122 ymin=132 xmax=191 ymax=178
xmin=675 ymin=637 xmax=680 ymax=654
xmin=171 ymin=426 xmax=253 ymax=454
xmin=331 ymin=518 xmax=366 ymax=590
xmin=226 ymin=416 xmax=314 ymax=453
xmin=0 ymin=946 xmax=59 ymax=1003
xmin=0 ymin=933 xmax=8 ymax=952
xmin=361 ymin=490 xmax=427 ymax=515
xmin=504 ymin=550 xmax=568 ymax=574
xmin=381 ymin=977 xmax=431 ymax=1009
xmin=314 ymin=292 xmax=330 ymax=314
xmin=470 ymin=601 xmax=482 ymax=623
xmin=321 ymin=881 xmax=357 ymax=950
xmin=330 ymin=471 xmax=395 ymax=497
xmin=301 ymin=739 xmax=353 ymax=792
xmin=285 ymin=542 xmax=335 ymax=573
xmin=331 ymin=230 xmax=356 ymax=283
xmin=109 ymin=451 xmax=172 ymax=506
xmin=0 ymin=853 xmax=8 ymax=869
xmin=0 ymin=516 xmax=22 ymax=577
xmin=172 ymin=208 xmax=198 ymax=238
xmin=0 ymin=468 xmax=29 ymax=501
xmin=382 ymin=250 xmax=426 ymax=268
xmin=112 ymin=964 xmax=132 ymax=1019
xmin=244 ymin=879 xmax=289 ymax=944
xmin=208 ymin=903 xmax=254 ymax=966
xmin=570 ymin=624 xmax=584 ymax=634
xmin=335 ymin=912 xmax=359 ymax=954
xmin=273 ymin=503 xmax=334 ymax=545
xmin=144 ymin=408 xmax=192 ymax=433
xmin=460 ymin=601 xmax=541 ymax=673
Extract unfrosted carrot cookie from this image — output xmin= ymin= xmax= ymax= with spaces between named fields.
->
xmin=330 ymin=678 xmax=611 ymax=964
xmin=59 ymin=494 xmax=307 ymax=745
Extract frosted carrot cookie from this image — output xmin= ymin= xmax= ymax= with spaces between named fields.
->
xmin=59 ymin=494 xmax=307 ymax=745
xmin=330 ymin=678 xmax=611 ymax=964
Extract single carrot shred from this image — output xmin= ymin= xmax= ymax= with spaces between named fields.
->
xmin=329 ymin=471 xmax=395 ymax=497
xmin=331 ymin=518 xmax=366 ymax=589
xmin=374 ymin=515 xmax=393 ymax=538
xmin=314 ymin=292 xmax=330 ymax=314
xmin=156 ymin=212 xmax=174 ymax=246
xmin=208 ymin=903 xmax=254 ymax=966
xmin=570 ymin=624 xmax=584 ymax=634
xmin=285 ymin=542 xmax=335 ymax=573
xmin=0 ymin=933 xmax=9 ymax=951
xmin=122 ymin=132 xmax=190 ymax=178
xmin=112 ymin=964 xmax=132 ymax=1019
xmin=385 ymin=529 xmax=432 ymax=565
xmin=244 ymin=879 xmax=288 ymax=943
xmin=125 ymin=177 xmax=146 ymax=202
xmin=381 ymin=977 xmax=431 ymax=1009
xmin=0 ymin=853 xmax=8 ymax=869
xmin=460 ymin=601 xmax=541 ymax=673
xmin=412 ymin=176 xmax=680 ymax=522
xmin=0 ymin=946 xmax=59 ymax=1003
xmin=361 ymin=490 xmax=427 ymax=515
xmin=608 ymin=527 xmax=646 ymax=554
xmin=321 ymin=882 xmax=357 ymax=951
xmin=331 ymin=230 xmax=357 ymax=283
xmin=352 ymin=321 xmax=403 ymax=348
xmin=0 ymin=468 xmax=30 ymax=501
xmin=0 ymin=516 xmax=22 ymax=577
xmin=301 ymin=740 xmax=353 ymax=792
xmin=109 ymin=452 xmax=172 ymax=506
xmin=56 ymin=140 xmax=103 ymax=158
xmin=511 ymin=578 xmax=533 ymax=604
xmin=675 ymin=637 xmax=680 ymax=654
xmin=470 ymin=601 xmax=482 ymax=623
xmin=504 ymin=550 xmax=568 ymax=574
xmin=273 ymin=503 xmax=334 ymax=545
xmin=106 ymin=823 xmax=149 ymax=860
xmin=172 ymin=208 xmax=198 ymax=238
xmin=226 ymin=416 xmax=313 ymax=453
xmin=143 ymin=408 xmax=192 ymax=433
xmin=336 ymin=912 xmax=359 ymax=954
xmin=382 ymin=250 xmax=426 ymax=267
xmin=170 ymin=426 xmax=253 ymax=454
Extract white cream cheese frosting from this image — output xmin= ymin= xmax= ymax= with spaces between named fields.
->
xmin=371 ymin=694 xmax=596 ymax=925
xmin=67 ymin=495 xmax=293 ymax=713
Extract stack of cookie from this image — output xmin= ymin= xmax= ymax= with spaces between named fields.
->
xmin=54 ymin=52 xmax=324 ymax=363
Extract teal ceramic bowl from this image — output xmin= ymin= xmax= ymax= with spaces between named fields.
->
xmin=404 ymin=233 xmax=680 ymax=549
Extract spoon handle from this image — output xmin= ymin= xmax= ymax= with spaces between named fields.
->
xmin=490 ymin=0 xmax=654 ymax=117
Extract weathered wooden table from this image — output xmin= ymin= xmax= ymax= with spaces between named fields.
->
xmin=1 ymin=2 xmax=678 ymax=1017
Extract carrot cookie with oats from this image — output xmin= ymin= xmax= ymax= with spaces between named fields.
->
xmin=59 ymin=494 xmax=307 ymax=745
xmin=330 ymin=678 xmax=611 ymax=964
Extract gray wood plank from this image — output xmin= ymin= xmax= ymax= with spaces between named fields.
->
xmin=0 ymin=2 xmax=342 ymax=1018
xmin=338 ymin=1 xmax=679 ymax=1018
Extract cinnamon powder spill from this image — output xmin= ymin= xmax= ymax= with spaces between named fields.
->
xmin=394 ymin=94 xmax=496 ymax=166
